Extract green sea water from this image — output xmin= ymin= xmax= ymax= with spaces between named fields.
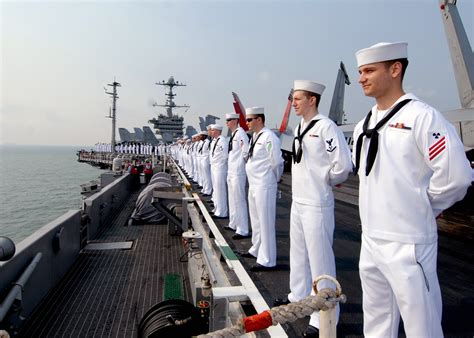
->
xmin=0 ymin=145 xmax=102 ymax=243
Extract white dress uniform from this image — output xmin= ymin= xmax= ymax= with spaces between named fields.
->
xmin=192 ymin=141 xmax=200 ymax=183
xmin=227 ymin=127 xmax=250 ymax=235
xmin=289 ymin=114 xmax=352 ymax=329
xmin=246 ymin=127 xmax=284 ymax=267
xmin=210 ymin=134 xmax=229 ymax=217
xmin=353 ymin=94 xmax=471 ymax=338
xmin=195 ymin=139 xmax=204 ymax=187
xmin=199 ymin=138 xmax=213 ymax=195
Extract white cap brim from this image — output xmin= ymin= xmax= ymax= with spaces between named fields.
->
xmin=356 ymin=41 xmax=408 ymax=67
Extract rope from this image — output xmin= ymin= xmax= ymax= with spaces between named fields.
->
xmin=198 ymin=287 xmax=346 ymax=337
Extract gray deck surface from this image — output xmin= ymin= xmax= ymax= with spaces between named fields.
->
xmin=20 ymin=188 xmax=192 ymax=338
xmin=21 ymin=171 xmax=474 ymax=337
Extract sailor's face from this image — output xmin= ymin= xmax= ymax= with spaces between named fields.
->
xmin=292 ymin=90 xmax=314 ymax=117
xmin=226 ymin=119 xmax=238 ymax=130
xmin=358 ymin=62 xmax=392 ymax=98
xmin=246 ymin=115 xmax=258 ymax=131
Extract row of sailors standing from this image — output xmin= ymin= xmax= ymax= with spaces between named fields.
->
xmin=173 ymin=40 xmax=472 ymax=338
xmin=173 ymin=109 xmax=285 ymax=271
xmin=93 ymin=142 xmax=167 ymax=156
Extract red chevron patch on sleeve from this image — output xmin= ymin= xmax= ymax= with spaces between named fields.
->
xmin=429 ymin=133 xmax=446 ymax=161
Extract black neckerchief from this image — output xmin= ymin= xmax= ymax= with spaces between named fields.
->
xmin=198 ymin=140 xmax=205 ymax=153
xmin=355 ymin=99 xmax=411 ymax=176
xmin=292 ymin=119 xmax=320 ymax=164
xmin=248 ymin=131 xmax=264 ymax=159
xmin=212 ymin=137 xmax=220 ymax=156
xmin=228 ymin=129 xmax=238 ymax=152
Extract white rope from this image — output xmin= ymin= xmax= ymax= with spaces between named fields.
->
xmin=0 ymin=330 xmax=10 ymax=338
xmin=198 ymin=288 xmax=346 ymax=338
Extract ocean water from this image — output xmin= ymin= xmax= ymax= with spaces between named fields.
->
xmin=0 ymin=145 xmax=102 ymax=243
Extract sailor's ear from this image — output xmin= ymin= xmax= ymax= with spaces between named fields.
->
xmin=390 ymin=61 xmax=403 ymax=79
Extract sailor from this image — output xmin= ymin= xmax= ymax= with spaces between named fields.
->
xmin=191 ymin=134 xmax=200 ymax=183
xmin=243 ymin=107 xmax=283 ymax=271
xmin=184 ymin=138 xmax=192 ymax=175
xmin=200 ymin=127 xmax=213 ymax=196
xmin=225 ymin=113 xmax=250 ymax=239
xmin=143 ymin=160 xmax=153 ymax=184
xmin=278 ymin=80 xmax=352 ymax=336
xmin=195 ymin=133 xmax=205 ymax=188
xmin=197 ymin=131 xmax=211 ymax=194
xmin=353 ymin=41 xmax=472 ymax=337
xmin=209 ymin=124 xmax=229 ymax=218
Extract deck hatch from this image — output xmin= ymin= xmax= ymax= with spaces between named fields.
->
xmin=83 ymin=241 xmax=134 ymax=251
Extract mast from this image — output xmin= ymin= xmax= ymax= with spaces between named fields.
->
xmin=105 ymin=79 xmax=121 ymax=150
xmin=153 ymin=76 xmax=189 ymax=118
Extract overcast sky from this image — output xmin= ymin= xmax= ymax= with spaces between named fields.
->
xmin=1 ymin=0 xmax=472 ymax=146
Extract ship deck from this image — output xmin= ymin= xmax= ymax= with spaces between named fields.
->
xmin=20 ymin=172 xmax=474 ymax=337
xmin=20 ymin=187 xmax=193 ymax=337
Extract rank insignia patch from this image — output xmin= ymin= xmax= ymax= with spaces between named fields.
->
xmin=428 ymin=131 xmax=446 ymax=160
xmin=325 ymin=138 xmax=336 ymax=152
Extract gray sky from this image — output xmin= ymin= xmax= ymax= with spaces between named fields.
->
xmin=1 ymin=0 xmax=472 ymax=146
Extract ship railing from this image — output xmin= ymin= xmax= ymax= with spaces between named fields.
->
xmin=168 ymin=156 xmax=288 ymax=337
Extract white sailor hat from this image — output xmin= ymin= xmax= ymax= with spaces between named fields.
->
xmin=212 ymin=124 xmax=223 ymax=130
xmin=245 ymin=107 xmax=264 ymax=116
xmin=199 ymin=130 xmax=208 ymax=136
xmin=192 ymin=133 xmax=199 ymax=138
xmin=183 ymin=135 xmax=189 ymax=139
xmin=225 ymin=113 xmax=239 ymax=120
xmin=206 ymin=124 xmax=214 ymax=129
xmin=356 ymin=41 xmax=408 ymax=67
xmin=294 ymin=80 xmax=325 ymax=95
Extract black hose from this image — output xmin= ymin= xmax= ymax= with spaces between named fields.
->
xmin=138 ymin=299 xmax=207 ymax=338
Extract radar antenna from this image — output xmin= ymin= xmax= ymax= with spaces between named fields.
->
xmin=153 ymin=76 xmax=190 ymax=118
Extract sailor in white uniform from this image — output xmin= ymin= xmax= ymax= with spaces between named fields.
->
xmin=209 ymin=124 xmax=229 ymax=218
xmin=200 ymin=128 xmax=213 ymax=196
xmin=285 ymin=80 xmax=352 ymax=336
xmin=195 ymin=133 xmax=204 ymax=188
xmin=191 ymin=134 xmax=200 ymax=184
xmin=196 ymin=131 xmax=206 ymax=189
xmin=353 ymin=41 xmax=472 ymax=338
xmin=244 ymin=107 xmax=283 ymax=271
xmin=225 ymin=113 xmax=250 ymax=239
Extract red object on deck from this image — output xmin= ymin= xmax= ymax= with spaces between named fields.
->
xmin=233 ymin=102 xmax=249 ymax=131
xmin=232 ymin=92 xmax=249 ymax=131
xmin=243 ymin=310 xmax=273 ymax=332
xmin=279 ymin=89 xmax=293 ymax=134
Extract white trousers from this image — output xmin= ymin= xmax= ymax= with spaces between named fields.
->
xmin=227 ymin=174 xmax=249 ymax=235
xmin=211 ymin=169 xmax=228 ymax=217
xmin=193 ymin=156 xmax=200 ymax=184
xmin=360 ymin=233 xmax=443 ymax=338
xmin=200 ymin=159 xmax=212 ymax=195
xmin=248 ymin=184 xmax=277 ymax=267
xmin=288 ymin=202 xmax=339 ymax=328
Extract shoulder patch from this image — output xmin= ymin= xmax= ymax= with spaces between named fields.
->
xmin=325 ymin=138 xmax=337 ymax=152
xmin=428 ymin=131 xmax=446 ymax=161
xmin=266 ymin=140 xmax=273 ymax=152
